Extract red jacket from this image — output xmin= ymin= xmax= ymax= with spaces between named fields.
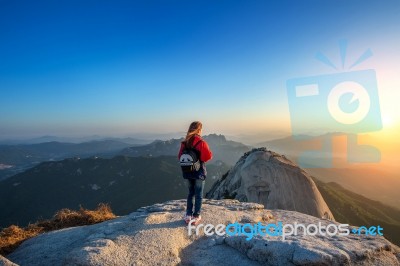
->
xmin=178 ymin=135 xmax=212 ymax=163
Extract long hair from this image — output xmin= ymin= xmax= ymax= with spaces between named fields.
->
xmin=184 ymin=121 xmax=202 ymax=147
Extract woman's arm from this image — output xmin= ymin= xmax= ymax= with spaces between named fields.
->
xmin=199 ymin=141 xmax=212 ymax=162
xmin=178 ymin=142 xmax=184 ymax=159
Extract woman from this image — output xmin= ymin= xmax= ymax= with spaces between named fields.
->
xmin=178 ymin=121 xmax=212 ymax=224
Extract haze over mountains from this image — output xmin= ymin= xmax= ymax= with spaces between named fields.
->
xmin=0 ymin=134 xmax=249 ymax=181
xmin=315 ymin=178 xmax=400 ymax=246
xmin=0 ymin=155 xmax=230 ymax=228
xmin=0 ymin=140 xmax=137 ymax=180
xmin=0 ymin=132 xmax=188 ymax=145
xmin=260 ymin=133 xmax=400 ymax=209
xmin=0 ymin=132 xmax=399 ymax=246
xmin=1 ymin=132 xmax=398 ymax=207
xmin=0 ymin=134 xmax=247 ymax=227
xmin=1 ymin=132 xmax=398 ymax=208
xmin=120 ymin=134 xmax=251 ymax=165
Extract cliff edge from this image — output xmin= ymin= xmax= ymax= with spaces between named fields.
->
xmin=5 ymin=199 xmax=400 ymax=266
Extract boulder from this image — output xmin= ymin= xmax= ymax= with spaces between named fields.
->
xmin=207 ymin=148 xmax=335 ymax=220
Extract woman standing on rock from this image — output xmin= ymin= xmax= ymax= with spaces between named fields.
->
xmin=178 ymin=121 xmax=213 ymax=225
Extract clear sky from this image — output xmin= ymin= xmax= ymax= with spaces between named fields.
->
xmin=0 ymin=0 xmax=399 ymax=139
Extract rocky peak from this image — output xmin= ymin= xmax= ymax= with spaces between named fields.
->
xmin=203 ymin=134 xmax=227 ymax=143
xmin=207 ymin=148 xmax=335 ymax=220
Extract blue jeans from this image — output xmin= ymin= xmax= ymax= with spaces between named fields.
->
xmin=186 ymin=179 xmax=205 ymax=217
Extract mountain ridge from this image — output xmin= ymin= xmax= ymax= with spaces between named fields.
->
xmin=315 ymin=178 xmax=400 ymax=246
xmin=0 ymin=134 xmax=250 ymax=181
xmin=120 ymin=133 xmax=251 ymax=165
xmin=0 ymin=140 xmax=136 ymax=181
xmin=0 ymin=155 xmax=230 ymax=228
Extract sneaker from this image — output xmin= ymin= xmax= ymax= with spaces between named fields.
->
xmin=184 ymin=214 xmax=192 ymax=224
xmin=191 ymin=215 xmax=201 ymax=225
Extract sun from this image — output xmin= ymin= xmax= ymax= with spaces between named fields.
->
xmin=382 ymin=116 xmax=394 ymax=128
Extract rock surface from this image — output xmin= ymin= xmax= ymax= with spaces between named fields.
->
xmin=6 ymin=199 xmax=400 ymax=266
xmin=0 ymin=255 xmax=17 ymax=266
xmin=207 ymin=148 xmax=335 ymax=220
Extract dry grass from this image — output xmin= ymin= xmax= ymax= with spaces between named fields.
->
xmin=0 ymin=203 xmax=116 ymax=256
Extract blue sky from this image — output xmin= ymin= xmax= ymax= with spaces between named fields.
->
xmin=0 ymin=0 xmax=399 ymax=139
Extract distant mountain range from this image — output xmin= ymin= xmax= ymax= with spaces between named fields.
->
xmin=0 ymin=134 xmax=250 ymax=181
xmin=0 ymin=135 xmax=155 ymax=145
xmin=0 ymin=155 xmax=230 ymax=228
xmin=258 ymin=132 xmax=389 ymax=168
xmin=0 ymin=140 xmax=137 ymax=180
xmin=1 ymin=133 xmax=398 ymax=211
xmin=257 ymin=133 xmax=348 ymax=163
xmin=1 ymin=152 xmax=399 ymax=246
xmin=260 ymin=133 xmax=400 ymax=209
xmin=120 ymin=134 xmax=251 ymax=166
xmin=1 ymin=132 xmax=399 ymax=246
xmin=308 ymin=167 xmax=400 ymax=209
